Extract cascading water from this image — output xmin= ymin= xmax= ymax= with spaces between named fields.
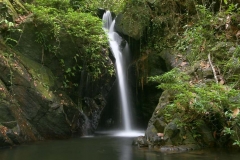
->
xmin=103 ymin=11 xmax=131 ymax=131
xmin=102 ymin=11 xmax=144 ymax=136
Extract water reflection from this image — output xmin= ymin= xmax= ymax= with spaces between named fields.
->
xmin=0 ymin=136 xmax=240 ymax=160
xmin=120 ymin=139 xmax=131 ymax=160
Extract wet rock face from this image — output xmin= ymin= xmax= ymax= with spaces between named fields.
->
xmin=0 ymin=47 xmax=111 ymax=148
xmin=0 ymin=101 xmax=19 ymax=147
xmin=0 ymin=46 xmax=81 ymax=145
xmin=81 ymin=95 xmax=107 ymax=134
xmin=0 ymin=16 xmax=114 ymax=147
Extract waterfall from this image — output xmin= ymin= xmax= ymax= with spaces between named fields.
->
xmin=102 ymin=11 xmax=132 ymax=131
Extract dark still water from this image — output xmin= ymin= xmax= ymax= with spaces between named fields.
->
xmin=0 ymin=135 xmax=240 ymax=160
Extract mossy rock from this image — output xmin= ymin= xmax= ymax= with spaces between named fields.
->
xmin=0 ymin=0 xmax=27 ymax=20
xmin=145 ymin=124 xmax=158 ymax=140
xmin=164 ymin=120 xmax=180 ymax=139
xmin=182 ymin=129 xmax=197 ymax=145
xmin=0 ymin=102 xmax=15 ymax=123
xmin=153 ymin=118 xmax=166 ymax=133
xmin=115 ymin=2 xmax=151 ymax=39
xmin=1 ymin=121 xmax=17 ymax=129
xmin=17 ymin=53 xmax=55 ymax=100
xmin=197 ymin=120 xmax=215 ymax=146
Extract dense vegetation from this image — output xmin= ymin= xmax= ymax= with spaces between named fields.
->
xmin=147 ymin=0 xmax=240 ymax=147
xmin=1 ymin=0 xmax=240 ymax=148
xmin=1 ymin=0 xmax=116 ymax=89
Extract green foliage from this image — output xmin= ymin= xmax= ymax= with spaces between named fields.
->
xmin=69 ymin=0 xmax=127 ymax=14
xmin=222 ymin=45 xmax=240 ymax=88
xmin=98 ymin=0 xmax=127 ymax=14
xmin=0 ymin=19 xmax=19 ymax=45
xmin=174 ymin=3 xmax=240 ymax=86
xmin=140 ymin=0 xmax=240 ymax=147
xmin=30 ymin=0 xmax=70 ymax=10
xmin=175 ymin=5 xmax=216 ymax=64
xmin=26 ymin=0 xmax=114 ymax=88
xmin=223 ymin=127 xmax=235 ymax=135
xmin=149 ymin=68 xmax=240 ymax=145
xmin=0 ymin=50 xmax=14 ymax=94
xmin=233 ymin=140 xmax=240 ymax=147
xmin=70 ymin=0 xmax=100 ymax=13
xmin=63 ymin=10 xmax=106 ymax=43
xmin=225 ymin=3 xmax=240 ymax=14
xmin=0 ymin=19 xmax=22 ymax=47
xmin=0 ymin=1 xmax=24 ymax=47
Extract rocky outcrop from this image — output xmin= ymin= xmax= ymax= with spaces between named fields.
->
xmin=114 ymin=2 xmax=151 ymax=40
xmin=129 ymin=0 xmax=240 ymax=151
xmin=0 ymin=1 xmax=115 ymax=148
xmin=134 ymin=56 xmax=240 ymax=151
xmin=0 ymin=33 xmax=114 ymax=148
xmin=0 ymin=42 xmax=79 ymax=146
xmin=133 ymin=76 xmax=210 ymax=151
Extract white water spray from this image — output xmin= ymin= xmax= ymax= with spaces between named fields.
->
xmin=102 ymin=11 xmax=132 ymax=132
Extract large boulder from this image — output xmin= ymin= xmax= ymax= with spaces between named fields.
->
xmin=0 ymin=44 xmax=82 ymax=144
xmin=114 ymin=2 xmax=151 ymax=40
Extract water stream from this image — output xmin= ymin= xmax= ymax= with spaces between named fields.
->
xmin=102 ymin=11 xmax=135 ymax=135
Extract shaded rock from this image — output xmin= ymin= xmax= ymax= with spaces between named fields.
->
xmin=0 ymin=102 xmax=15 ymax=124
xmin=145 ymin=124 xmax=166 ymax=147
xmin=114 ymin=3 xmax=151 ymax=39
xmin=153 ymin=118 xmax=166 ymax=133
xmin=147 ymin=0 xmax=156 ymax=4
xmin=1 ymin=121 xmax=17 ymax=129
xmin=0 ymin=132 xmax=12 ymax=148
xmin=159 ymin=144 xmax=200 ymax=152
xmin=0 ymin=36 xmax=113 ymax=148
xmin=6 ymin=128 xmax=21 ymax=144
xmin=0 ymin=0 xmax=114 ymax=149
xmin=182 ymin=129 xmax=197 ymax=145
xmin=164 ymin=121 xmax=179 ymax=139
xmin=97 ymin=8 xmax=106 ymax=18
xmin=142 ymin=89 xmax=204 ymax=151
xmin=229 ymin=124 xmax=240 ymax=148
xmin=159 ymin=49 xmax=179 ymax=70
xmin=82 ymin=96 xmax=106 ymax=133
xmin=132 ymin=136 xmax=149 ymax=147
xmin=197 ymin=120 xmax=215 ymax=147
xmin=196 ymin=67 xmax=214 ymax=79
xmin=146 ymin=125 xmax=158 ymax=140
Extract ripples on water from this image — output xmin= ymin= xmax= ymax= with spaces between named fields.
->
xmin=0 ymin=132 xmax=240 ymax=160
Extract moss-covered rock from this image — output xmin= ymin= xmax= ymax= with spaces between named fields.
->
xmin=114 ymin=2 xmax=151 ymax=39
xmin=0 ymin=20 xmax=114 ymax=147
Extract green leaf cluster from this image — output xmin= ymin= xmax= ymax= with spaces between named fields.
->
xmin=26 ymin=0 xmax=114 ymax=87
xmin=149 ymin=68 xmax=240 ymax=145
xmin=70 ymin=0 xmax=128 ymax=14
xmin=174 ymin=4 xmax=240 ymax=87
xmin=148 ymin=2 xmax=240 ymax=146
